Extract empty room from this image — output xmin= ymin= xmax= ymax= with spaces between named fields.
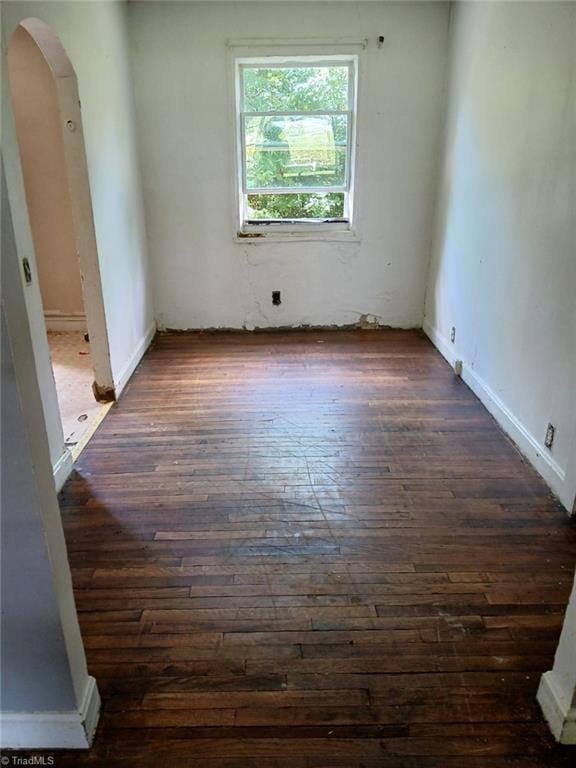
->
xmin=1 ymin=1 xmax=575 ymax=766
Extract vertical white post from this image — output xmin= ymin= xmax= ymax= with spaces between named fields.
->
xmin=538 ymin=571 xmax=576 ymax=743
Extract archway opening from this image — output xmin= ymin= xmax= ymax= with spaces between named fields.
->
xmin=8 ymin=18 xmax=114 ymax=459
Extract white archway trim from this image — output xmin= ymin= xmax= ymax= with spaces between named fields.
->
xmin=19 ymin=17 xmax=75 ymax=79
xmin=9 ymin=19 xmax=115 ymax=398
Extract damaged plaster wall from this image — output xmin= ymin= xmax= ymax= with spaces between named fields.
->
xmin=129 ymin=1 xmax=450 ymax=330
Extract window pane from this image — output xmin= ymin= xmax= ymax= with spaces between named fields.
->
xmin=247 ymin=193 xmax=345 ymax=220
xmin=245 ymin=115 xmax=348 ymax=189
xmin=243 ymin=66 xmax=348 ymax=112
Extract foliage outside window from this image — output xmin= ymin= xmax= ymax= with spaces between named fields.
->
xmin=236 ymin=57 xmax=357 ymax=227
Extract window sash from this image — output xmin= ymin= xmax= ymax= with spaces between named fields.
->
xmin=237 ymin=57 xmax=357 ymax=225
xmin=246 ymin=188 xmax=348 ymax=195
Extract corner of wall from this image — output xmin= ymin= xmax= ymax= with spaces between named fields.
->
xmin=422 ymin=320 xmax=572 ymax=513
xmin=0 ymin=676 xmax=100 ymax=749
xmin=52 ymin=447 xmax=73 ymax=493
xmin=538 ymin=671 xmax=576 ymax=744
xmin=113 ymin=320 xmax=156 ymax=398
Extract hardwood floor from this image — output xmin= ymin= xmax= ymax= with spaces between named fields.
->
xmin=55 ymin=330 xmax=575 ymax=766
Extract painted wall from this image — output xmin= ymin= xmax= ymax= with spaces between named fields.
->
xmin=1 ymin=165 xmax=99 ymax=746
xmin=9 ymin=25 xmax=85 ymax=320
xmin=129 ymin=1 xmax=449 ymax=330
xmin=538 ymin=570 xmax=576 ymax=743
xmin=1 ymin=308 xmax=75 ymax=713
xmin=2 ymin=0 xmax=155 ymax=476
xmin=424 ymin=1 xmax=576 ymax=511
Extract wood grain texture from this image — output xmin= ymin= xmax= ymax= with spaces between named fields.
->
xmin=51 ymin=331 xmax=575 ymax=765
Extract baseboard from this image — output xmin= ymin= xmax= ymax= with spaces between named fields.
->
xmin=113 ymin=321 xmax=156 ymax=398
xmin=538 ymin=671 xmax=576 ymax=744
xmin=52 ymin=448 xmax=74 ymax=493
xmin=0 ymin=677 xmax=100 ymax=750
xmin=422 ymin=318 xmax=571 ymax=511
xmin=422 ymin=318 xmax=459 ymax=369
xmin=44 ymin=312 xmax=87 ymax=332
xmin=78 ymin=675 xmax=101 ymax=746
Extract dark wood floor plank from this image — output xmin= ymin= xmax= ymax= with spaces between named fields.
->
xmin=33 ymin=330 xmax=576 ymax=765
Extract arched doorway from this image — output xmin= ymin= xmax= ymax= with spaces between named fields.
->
xmin=7 ymin=18 xmax=114 ymax=460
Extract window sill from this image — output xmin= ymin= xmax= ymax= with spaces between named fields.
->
xmin=234 ymin=225 xmax=359 ymax=244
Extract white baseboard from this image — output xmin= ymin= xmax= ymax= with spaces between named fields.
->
xmin=422 ymin=318 xmax=572 ymax=511
xmin=78 ymin=675 xmax=100 ymax=746
xmin=114 ymin=321 xmax=156 ymax=398
xmin=0 ymin=677 xmax=100 ymax=749
xmin=44 ymin=312 xmax=87 ymax=332
xmin=538 ymin=671 xmax=576 ymax=744
xmin=422 ymin=318 xmax=459 ymax=369
xmin=52 ymin=448 xmax=74 ymax=493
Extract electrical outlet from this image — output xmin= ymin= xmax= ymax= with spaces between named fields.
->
xmin=272 ymin=291 xmax=281 ymax=306
xmin=450 ymin=327 xmax=456 ymax=343
xmin=545 ymin=423 xmax=556 ymax=450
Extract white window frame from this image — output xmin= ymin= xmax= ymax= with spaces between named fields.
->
xmin=234 ymin=53 xmax=359 ymax=239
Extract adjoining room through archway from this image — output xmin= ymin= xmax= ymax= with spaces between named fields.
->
xmin=8 ymin=18 xmax=114 ymax=457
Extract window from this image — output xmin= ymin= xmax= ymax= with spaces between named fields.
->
xmin=235 ymin=55 xmax=358 ymax=232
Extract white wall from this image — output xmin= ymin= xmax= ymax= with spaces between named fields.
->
xmin=2 ymin=0 xmax=155 ymax=477
xmin=129 ymin=0 xmax=449 ymax=330
xmin=3 ymin=0 xmax=155 ymax=389
xmin=538 ymin=570 xmax=576 ymax=743
xmin=9 ymin=26 xmax=85 ymax=320
xmin=424 ymin=1 xmax=576 ymax=512
xmin=1 ymin=168 xmax=99 ymax=748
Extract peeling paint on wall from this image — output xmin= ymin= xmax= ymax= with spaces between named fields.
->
xmin=356 ymin=313 xmax=382 ymax=329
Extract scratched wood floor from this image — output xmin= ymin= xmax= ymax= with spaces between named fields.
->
xmin=54 ymin=330 xmax=575 ymax=767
